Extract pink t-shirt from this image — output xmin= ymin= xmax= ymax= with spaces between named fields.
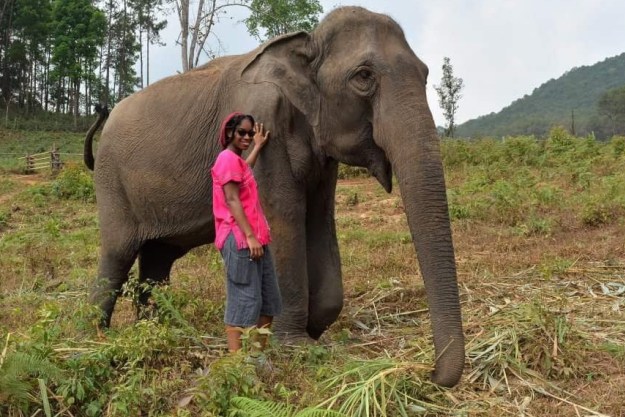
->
xmin=211 ymin=149 xmax=271 ymax=250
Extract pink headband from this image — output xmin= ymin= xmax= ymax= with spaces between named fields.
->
xmin=218 ymin=112 xmax=244 ymax=148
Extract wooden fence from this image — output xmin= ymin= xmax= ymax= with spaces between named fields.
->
xmin=16 ymin=145 xmax=81 ymax=173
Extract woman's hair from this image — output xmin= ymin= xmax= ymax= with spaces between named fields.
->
xmin=223 ymin=114 xmax=255 ymax=147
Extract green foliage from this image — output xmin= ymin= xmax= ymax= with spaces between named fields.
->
xmin=457 ymin=53 xmax=625 ymax=139
xmin=246 ymin=0 xmax=323 ymax=41
xmin=230 ymin=396 xmax=348 ymax=417
xmin=598 ymin=85 xmax=625 ymax=135
xmin=441 ymin=132 xmax=625 ymax=229
xmin=184 ymin=354 xmax=263 ymax=415
xmin=0 ymin=345 xmax=64 ymax=411
xmin=581 ymin=200 xmax=618 ymax=227
xmin=337 ymin=163 xmax=369 ymax=180
xmin=609 ymin=135 xmax=625 ymax=157
xmin=0 ymin=210 xmax=9 ymax=230
xmin=51 ymin=163 xmax=95 ymax=202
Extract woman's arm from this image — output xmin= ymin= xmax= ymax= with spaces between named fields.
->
xmin=224 ymin=182 xmax=264 ymax=259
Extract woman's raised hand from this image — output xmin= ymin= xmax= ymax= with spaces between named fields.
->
xmin=253 ymin=122 xmax=270 ymax=149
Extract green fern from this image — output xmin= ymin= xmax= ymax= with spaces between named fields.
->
xmin=230 ymin=396 xmax=294 ymax=417
xmin=230 ymin=396 xmax=347 ymax=417
xmin=0 ymin=350 xmax=63 ymax=406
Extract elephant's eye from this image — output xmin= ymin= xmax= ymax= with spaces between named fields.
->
xmin=351 ymin=68 xmax=376 ymax=95
xmin=357 ymin=69 xmax=372 ymax=79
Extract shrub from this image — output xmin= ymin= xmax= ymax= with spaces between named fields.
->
xmin=545 ymin=125 xmax=574 ymax=156
xmin=0 ymin=210 xmax=9 ymax=229
xmin=337 ymin=164 xmax=369 ymax=179
xmin=609 ymin=135 xmax=625 ymax=158
xmin=501 ymin=135 xmax=542 ymax=166
xmin=51 ymin=163 xmax=95 ymax=202
xmin=183 ymin=354 xmax=263 ymax=415
xmin=581 ymin=201 xmax=615 ymax=226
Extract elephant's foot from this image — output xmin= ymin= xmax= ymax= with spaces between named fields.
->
xmin=273 ymin=331 xmax=317 ymax=346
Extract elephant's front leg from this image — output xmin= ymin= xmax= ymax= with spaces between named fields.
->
xmin=306 ymin=165 xmax=343 ymax=339
xmin=268 ymin=199 xmax=308 ymax=340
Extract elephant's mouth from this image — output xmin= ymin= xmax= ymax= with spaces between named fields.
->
xmin=364 ymin=124 xmax=393 ymax=192
xmin=370 ymin=158 xmax=392 ymax=192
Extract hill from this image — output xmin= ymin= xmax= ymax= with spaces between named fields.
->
xmin=456 ymin=52 xmax=625 ymax=139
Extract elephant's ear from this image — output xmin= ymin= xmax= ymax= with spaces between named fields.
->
xmin=241 ymin=32 xmax=319 ymax=127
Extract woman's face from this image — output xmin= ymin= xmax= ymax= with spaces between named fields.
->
xmin=228 ymin=119 xmax=255 ymax=154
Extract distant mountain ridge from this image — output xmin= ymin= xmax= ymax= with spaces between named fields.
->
xmin=456 ymin=52 xmax=625 ymax=138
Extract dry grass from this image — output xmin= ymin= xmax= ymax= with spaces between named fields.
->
xmin=1 ymin=146 xmax=625 ymax=415
xmin=333 ymin=177 xmax=625 ymax=416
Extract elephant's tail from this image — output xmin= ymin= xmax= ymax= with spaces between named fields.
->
xmin=84 ymin=104 xmax=109 ymax=171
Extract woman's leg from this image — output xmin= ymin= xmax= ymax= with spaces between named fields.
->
xmin=255 ymin=315 xmax=273 ymax=349
xmin=226 ymin=326 xmax=243 ymax=352
xmin=222 ymin=233 xmax=262 ymax=352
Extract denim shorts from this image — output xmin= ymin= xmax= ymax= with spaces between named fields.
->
xmin=220 ymin=233 xmax=282 ymax=327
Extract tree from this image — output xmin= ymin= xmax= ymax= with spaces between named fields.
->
xmin=434 ymin=57 xmax=464 ymax=138
xmin=134 ymin=0 xmax=167 ymax=87
xmin=172 ymin=0 xmax=250 ymax=72
xmin=245 ymin=0 xmax=322 ymax=41
xmin=50 ymin=0 xmax=106 ymax=119
xmin=171 ymin=0 xmax=322 ymax=72
xmin=0 ymin=0 xmax=53 ymax=112
xmin=598 ymin=85 xmax=625 ymax=136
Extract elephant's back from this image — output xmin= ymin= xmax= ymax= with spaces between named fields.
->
xmin=94 ymin=61 xmax=242 ymax=238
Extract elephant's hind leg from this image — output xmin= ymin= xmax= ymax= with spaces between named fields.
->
xmin=89 ymin=244 xmax=140 ymax=328
xmin=136 ymin=241 xmax=187 ymax=320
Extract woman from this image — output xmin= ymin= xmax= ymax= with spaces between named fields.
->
xmin=211 ymin=112 xmax=282 ymax=352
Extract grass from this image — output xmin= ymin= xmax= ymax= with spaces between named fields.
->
xmin=1 ymin=126 xmax=624 ymax=416
xmin=0 ymin=128 xmax=87 ymax=173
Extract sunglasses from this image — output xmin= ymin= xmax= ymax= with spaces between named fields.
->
xmin=235 ymin=128 xmax=256 ymax=138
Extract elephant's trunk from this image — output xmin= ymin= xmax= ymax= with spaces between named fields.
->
xmin=379 ymin=97 xmax=464 ymax=387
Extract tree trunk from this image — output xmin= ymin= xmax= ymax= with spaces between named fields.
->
xmin=105 ymin=0 xmax=114 ymax=107
xmin=177 ymin=0 xmax=189 ymax=72
xmin=0 ymin=0 xmax=14 ymax=104
xmin=44 ymin=44 xmax=50 ymax=111
xmin=188 ymin=0 xmax=206 ymax=70
xmin=146 ymin=6 xmax=150 ymax=85
xmin=139 ymin=27 xmax=144 ymax=88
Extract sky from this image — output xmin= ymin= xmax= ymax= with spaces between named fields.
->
xmin=146 ymin=0 xmax=625 ymax=127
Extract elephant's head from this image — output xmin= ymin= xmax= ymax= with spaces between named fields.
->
xmin=241 ymin=6 xmax=464 ymax=387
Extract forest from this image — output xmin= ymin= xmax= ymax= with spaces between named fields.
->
xmin=0 ymin=0 xmax=322 ymax=128
xmin=456 ymin=53 xmax=625 ymax=139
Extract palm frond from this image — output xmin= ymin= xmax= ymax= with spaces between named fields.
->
xmin=319 ymin=358 xmax=449 ymax=417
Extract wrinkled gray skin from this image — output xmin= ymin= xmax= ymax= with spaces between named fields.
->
xmin=84 ymin=7 xmax=464 ymax=387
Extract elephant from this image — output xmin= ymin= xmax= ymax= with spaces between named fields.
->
xmin=84 ymin=6 xmax=464 ymax=387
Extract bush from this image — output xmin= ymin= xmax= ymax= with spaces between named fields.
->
xmin=581 ymin=201 xmax=616 ymax=226
xmin=501 ymin=135 xmax=543 ymax=165
xmin=337 ymin=163 xmax=369 ymax=179
xmin=609 ymin=135 xmax=625 ymax=158
xmin=51 ymin=164 xmax=95 ymax=202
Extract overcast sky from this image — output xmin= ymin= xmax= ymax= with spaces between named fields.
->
xmin=146 ymin=0 xmax=625 ymax=126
